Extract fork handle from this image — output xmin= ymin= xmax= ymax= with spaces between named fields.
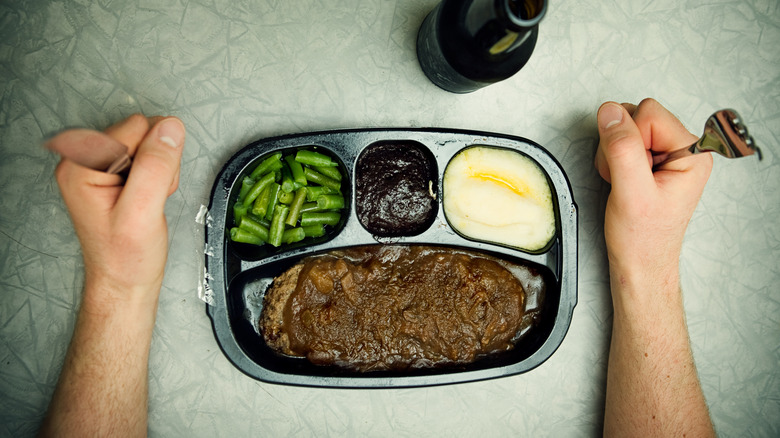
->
xmin=652 ymin=143 xmax=699 ymax=170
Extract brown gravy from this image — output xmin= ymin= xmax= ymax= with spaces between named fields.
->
xmin=261 ymin=245 xmax=545 ymax=371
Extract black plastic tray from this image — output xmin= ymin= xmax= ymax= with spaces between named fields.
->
xmin=205 ymin=128 xmax=577 ymax=388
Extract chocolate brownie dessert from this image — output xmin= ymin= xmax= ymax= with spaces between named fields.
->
xmin=355 ymin=142 xmax=437 ymax=237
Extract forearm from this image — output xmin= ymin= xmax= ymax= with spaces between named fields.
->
xmin=40 ymin=281 xmax=159 ymax=437
xmin=42 ymin=115 xmax=183 ymax=437
xmin=604 ymin=264 xmax=714 ymax=437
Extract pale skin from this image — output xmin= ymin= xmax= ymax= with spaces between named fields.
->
xmin=595 ymin=98 xmax=715 ymax=437
xmin=39 ymin=114 xmax=185 ymax=437
xmin=41 ymin=99 xmax=714 ymax=436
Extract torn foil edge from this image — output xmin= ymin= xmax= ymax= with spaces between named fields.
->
xmin=196 ymin=204 xmax=215 ymax=306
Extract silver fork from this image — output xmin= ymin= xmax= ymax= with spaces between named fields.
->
xmin=652 ymin=109 xmax=761 ymax=170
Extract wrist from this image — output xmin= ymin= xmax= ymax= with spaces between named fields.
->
xmin=81 ymin=274 xmax=162 ymax=321
xmin=608 ymin=257 xmax=682 ymax=318
xmin=607 ymin=245 xmax=680 ymax=285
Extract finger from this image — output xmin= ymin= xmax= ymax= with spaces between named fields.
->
xmin=593 ymin=102 xmax=641 ymax=182
xmin=595 ymin=101 xmax=641 ymax=181
xmin=624 ymin=100 xmax=652 ymax=170
xmin=631 ymin=98 xmax=712 ymax=176
xmin=46 ymin=129 xmax=131 ymax=172
xmin=55 ymin=158 xmax=124 ymax=189
xmin=594 ymin=141 xmax=610 ymax=182
xmin=595 ymin=102 xmax=654 ymax=190
xmin=146 ymin=116 xmax=166 ymax=126
xmin=115 ymin=117 xmax=185 ymax=218
xmin=55 ymin=158 xmax=124 ymax=227
xmin=631 ymin=98 xmax=698 ymax=154
xmin=145 ymin=116 xmax=181 ymax=196
xmin=168 ymin=159 xmax=181 ymax=197
xmin=621 ymin=102 xmax=637 ymax=117
xmin=104 ymin=114 xmax=151 ymax=155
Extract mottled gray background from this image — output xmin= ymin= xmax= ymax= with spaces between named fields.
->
xmin=1 ymin=0 xmax=778 ymax=436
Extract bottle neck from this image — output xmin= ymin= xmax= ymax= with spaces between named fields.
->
xmin=464 ymin=0 xmax=546 ymax=55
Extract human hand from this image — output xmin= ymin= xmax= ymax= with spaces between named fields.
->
xmin=50 ymin=114 xmax=185 ymax=310
xmin=594 ymin=98 xmax=712 ymax=283
xmin=596 ymin=99 xmax=717 ymax=438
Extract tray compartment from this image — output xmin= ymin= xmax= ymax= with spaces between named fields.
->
xmin=227 ymin=145 xmax=352 ymax=262
xmin=226 ymin=247 xmax=559 ymax=380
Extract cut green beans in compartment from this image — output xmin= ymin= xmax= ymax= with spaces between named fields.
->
xmin=229 ymin=147 xmax=347 ymax=248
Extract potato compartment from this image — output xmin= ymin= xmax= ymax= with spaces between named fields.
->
xmin=441 ymin=145 xmax=559 ymax=255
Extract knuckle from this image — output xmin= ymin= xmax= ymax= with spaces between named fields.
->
xmin=638 ymin=97 xmax=659 ymax=108
xmin=125 ymin=113 xmax=150 ymax=129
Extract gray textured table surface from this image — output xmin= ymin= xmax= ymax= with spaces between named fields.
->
xmin=1 ymin=1 xmax=778 ymax=436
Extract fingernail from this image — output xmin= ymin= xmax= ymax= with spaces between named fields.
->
xmin=158 ymin=118 xmax=185 ymax=148
xmin=599 ymin=103 xmax=624 ymax=130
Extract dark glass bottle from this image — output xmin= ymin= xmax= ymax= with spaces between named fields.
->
xmin=417 ymin=0 xmax=547 ymax=93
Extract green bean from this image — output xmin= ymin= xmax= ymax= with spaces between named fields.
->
xmin=300 ymin=202 xmax=319 ymax=214
xmin=248 ymin=214 xmax=271 ymax=228
xmin=295 ymin=149 xmax=337 ymax=167
xmin=269 ymin=204 xmax=290 ymax=247
xmin=316 ymin=194 xmax=344 ymax=211
xmin=280 ymin=166 xmax=303 ymax=193
xmin=264 ymin=183 xmax=281 ymax=221
xmin=303 ymin=167 xmax=340 ymax=191
xmin=281 ymin=227 xmax=306 ymax=244
xmin=230 ymin=228 xmax=265 ymax=246
xmin=233 ymin=147 xmax=349 ymax=249
xmin=284 ymin=155 xmax=307 ymax=185
xmin=243 ymin=171 xmax=277 ymax=207
xmin=302 ymin=224 xmax=325 ymax=238
xmin=233 ymin=202 xmax=248 ymax=225
xmin=300 ymin=211 xmax=341 ymax=227
xmin=249 ymin=152 xmax=283 ymax=180
xmin=285 ymin=187 xmax=308 ymax=227
xmin=237 ymin=176 xmax=255 ymax=201
xmin=313 ymin=165 xmax=342 ymax=181
xmin=251 ymin=185 xmax=272 ymax=217
xmin=305 ymin=185 xmax=335 ymax=202
xmin=238 ymin=216 xmax=269 ymax=242
xmin=278 ymin=191 xmax=294 ymax=204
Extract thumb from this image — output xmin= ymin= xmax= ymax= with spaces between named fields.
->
xmin=117 ymin=117 xmax=185 ymax=218
xmin=595 ymin=102 xmax=653 ymax=190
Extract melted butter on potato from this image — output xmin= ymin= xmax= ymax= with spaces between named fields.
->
xmin=443 ymin=146 xmax=555 ymax=251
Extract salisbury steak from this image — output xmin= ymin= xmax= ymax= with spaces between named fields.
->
xmin=261 ymin=245 xmax=540 ymax=371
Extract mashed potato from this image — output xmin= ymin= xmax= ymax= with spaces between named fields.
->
xmin=443 ymin=146 xmax=555 ymax=251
